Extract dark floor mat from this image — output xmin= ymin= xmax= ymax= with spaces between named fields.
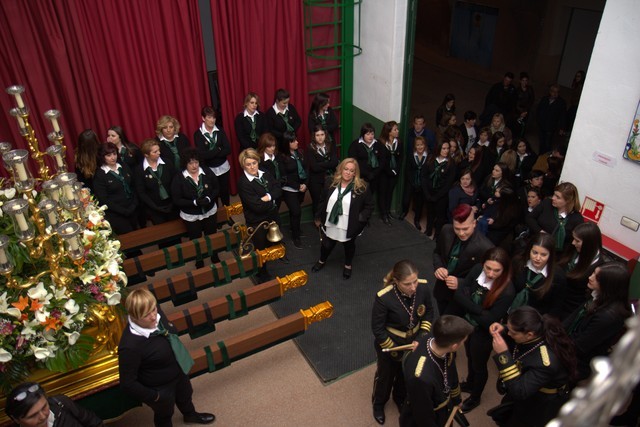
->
xmin=269 ymin=216 xmax=436 ymax=382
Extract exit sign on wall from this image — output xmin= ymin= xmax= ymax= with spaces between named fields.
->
xmin=582 ymin=197 xmax=605 ymax=224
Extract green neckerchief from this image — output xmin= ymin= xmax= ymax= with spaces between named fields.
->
xmin=152 ymin=321 xmax=194 ymax=374
xmin=187 ymin=174 xmax=204 ymax=198
xmin=278 ymin=111 xmax=294 ymax=132
xmin=364 ymin=143 xmax=379 ymax=168
xmin=430 ymin=159 xmax=448 ymax=189
xmin=510 ymin=268 xmax=545 ymax=311
xmin=465 ymin=284 xmax=487 ymax=327
xmin=163 ymin=139 xmax=180 ymax=167
xmin=328 ymin=182 xmax=354 ymax=224
xmin=256 ymin=174 xmax=269 ymax=191
xmin=386 ymin=140 xmax=398 ymax=171
xmin=292 ymin=150 xmax=307 ymax=180
xmin=318 ymin=113 xmax=333 ymax=143
xmin=566 ymin=252 xmax=579 ymax=273
xmin=413 ymin=154 xmax=425 ymax=187
xmin=554 ymin=208 xmax=568 ymax=251
xmin=567 ymin=301 xmax=590 ymax=335
xmin=203 ymin=130 xmax=218 ymax=150
xmin=247 ymin=115 xmax=257 ymax=143
xmin=446 ymin=239 xmax=462 ymax=274
xmin=108 ymin=167 xmax=133 ymax=199
xmin=267 ymin=156 xmax=281 ymax=180
xmin=146 ymin=165 xmax=169 ymax=200
xmin=119 ymin=145 xmax=130 ymax=160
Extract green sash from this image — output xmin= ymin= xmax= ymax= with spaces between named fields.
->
xmin=278 ymin=112 xmax=294 ymax=132
xmin=147 ymin=165 xmax=169 ymax=200
xmin=364 ymin=144 xmax=379 ymax=168
xmin=153 ymin=321 xmax=194 ymax=375
xmin=292 ymin=151 xmax=307 ymax=180
xmin=328 ymin=182 xmax=354 ymax=225
xmin=510 ymin=269 xmax=545 ymax=311
xmin=446 ymin=239 xmax=462 ymax=274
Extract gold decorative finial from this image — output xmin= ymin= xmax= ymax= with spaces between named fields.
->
xmin=277 ymin=270 xmax=308 ymax=293
xmin=255 ymin=243 xmax=286 ymax=264
xmin=300 ymin=301 xmax=334 ymax=330
xmin=224 ymin=201 xmax=244 ymax=217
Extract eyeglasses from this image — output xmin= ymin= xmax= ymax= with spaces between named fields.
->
xmin=14 ymin=384 xmax=40 ymax=401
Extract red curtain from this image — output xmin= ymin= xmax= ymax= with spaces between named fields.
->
xmin=210 ymin=0 xmax=310 ymax=193
xmin=0 ymin=0 xmax=209 ymax=178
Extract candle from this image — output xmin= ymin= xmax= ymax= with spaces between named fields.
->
xmin=65 ymin=227 xmax=79 ymax=251
xmin=55 ymin=153 xmax=64 ymax=168
xmin=47 ymin=211 xmax=57 ymax=226
xmin=0 ymin=248 xmax=8 ymax=264
xmin=14 ymin=162 xmax=28 ymax=181
xmin=50 ymin=188 xmax=60 ymax=201
xmin=64 ymin=184 xmax=75 ymax=201
xmin=13 ymin=206 xmax=29 ymax=232
xmin=14 ymin=93 xmax=24 ymax=109
xmin=16 ymin=115 xmax=25 ymax=129
xmin=51 ymin=117 xmax=60 ymax=133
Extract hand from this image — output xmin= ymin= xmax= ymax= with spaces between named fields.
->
xmin=489 ymin=322 xmax=504 ymax=335
xmin=487 ymin=198 xmax=494 ymax=205
xmin=196 ymin=197 xmax=209 ymax=206
xmin=314 ymin=219 xmax=322 ymax=228
xmin=261 ymin=195 xmax=271 ymax=202
xmin=434 ymin=267 xmax=449 ymax=281
xmin=445 ymin=276 xmax=459 ymax=290
xmin=411 ymin=341 xmax=419 ymax=352
xmin=491 ymin=330 xmax=508 ymax=353
xmin=299 ymin=184 xmax=307 ymax=192
xmin=487 ymin=218 xmax=494 ymax=225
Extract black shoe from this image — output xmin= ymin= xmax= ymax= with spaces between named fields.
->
xmin=343 ymin=266 xmax=352 ymax=279
xmin=293 ymin=238 xmax=303 ymax=249
xmin=382 ymin=216 xmax=391 ymax=225
xmin=373 ymin=406 xmax=385 ymax=425
xmin=183 ymin=412 xmax=216 ymax=424
xmin=388 ymin=212 xmax=399 ymax=220
xmin=398 ymin=212 xmax=407 ymax=220
xmin=311 ymin=261 xmax=325 ymax=272
xmin=460 ymin=381 xmax=473 ymax=393
xmin=461 ymin=396 xmax=481 ymax=413
xmin=414 ymin=220 xmax=422 ymax=231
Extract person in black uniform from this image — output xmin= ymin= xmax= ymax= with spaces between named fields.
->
xmin=237 ymin=148 xmax=282 ymax=282
xmin=107 ymin=125 xmax=142 ymax=171
xmin=348 ymin=123 xmax=388 ymax=218
xmin=134 ymin=138 xmax=177 ymax=225
xmin=400 ymin=136 xmax=428 ymax=229
xmin=306 ymin=124 xmax=339 ymax=220
xmin=234 ymin=92 xmax=267 ymax=150
xmin=564 ymin=262 xmax=631 ymax=381
xmin=489 ymin=306 xmax=576 ymax=427
xmin=155 ymin=115 xmax=190 ymax=170
xmin=450 ymin=247 xmax=515 ymax=413
xmin=371 ymin=259 xmax=435 ymax=425
xmin=400 ymin=315 xmax=474 ymax=427
xmin=118 ymin=289 xmax=215 ymax=427
xmin=5 ymin=381 xmax=103 ymax=427
xmin=307 ymin=92 xmax=339 ymax=145
xmin=171 ymin=148 xmax=220 ymax=269
xmin=433 ymin=203 xmax=494 ymax=316
xmin=193 ymin=106 xmax=232 ymax=207
xmin=265 ymin=88 xmax=302 ymax=146
xmin=279 ymin=131 xmax=308 ymax=249
xmin=378 ymin=121 xmax=402 ymax=225
xmin=423 ymin=140 xmax=456 ymax=239
xmin=92 ymin=142 xmax=139 ymax=235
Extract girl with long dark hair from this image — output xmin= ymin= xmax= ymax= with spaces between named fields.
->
xmin=489 ymin=306 xmax=577 ymax=426
xmin=422 ymin=140 xmax=456 ymax=239
xmin=107 ymin=125 xmax=141 ymax=170
xmin=307 ymin=92 xmax=339 ymax=145
xmin=378 ymin=121 xmax=402 ymax=225
xmin=306 ymin=124 xmax=339 ymax=220
xmin=279 ymin=131 xmax=308 ymax=249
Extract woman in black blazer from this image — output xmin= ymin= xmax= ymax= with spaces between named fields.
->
xmin=306 ymin=124 xmax=339 ymax=219
xmin=93 ymin=142 xmax=139 ymax=235
xmin=234 ymin=92 xmax=267 ymax=150
xmin=423 ymin=140 xmax=456 ymax=239
xmin=265 ymin=88 xmax=302 ymax=146
xmin=106 ymin=125 xmax=142 ymax=171
xmin=378 ymin=121 xmax=402 ymax=225
xmin=134 ymin=139 xmax=177 ymax=225
xmin=193 ymin=106 xmax=232 ymax=206
xmin=307 ymin=92 xmax=339 ymax=145
xmin=279 ymin=131 xmax=308 ymax=249
xmin=312 ymin=158 xmax=374 ymax=279
xmin=171 ymin=148 xmax=220 ymax=268
xmin=400 ymin=135 xmax=428 ymax=230
xmin=237 ymin=148 xmax=283 ymax=282
xmin=155 ymin=115 xmax=191 ymax=170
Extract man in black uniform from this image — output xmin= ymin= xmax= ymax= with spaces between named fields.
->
xmin=401 ymin=315 xmax=474 ymax=427
xmin=372 ymin=260 xmax=435 ymax=425
xmin=433 ymin=203 xmax=494 ymax=315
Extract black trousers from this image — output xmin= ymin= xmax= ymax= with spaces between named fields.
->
xmin=146 ymin=373 xmax=196 ymax=427
xmin=402 ymin=186 xmax=425 ymax=220
xmin=281 ymin=190 xmax=304 ymax=239
xmin=379 ymin=173 xmax=398 ymax=215
xmin=465 ymin=329 xmax=494 ymax=399
xmin=308 ymin=179 xmax=324 ymax=219
xmin=184 ymin=214 xmax=217 ymax=241
xmin=372 ymin=344 xmax=406 ymax=409
xmin=320 ymin=234 xmax=356 ymax=266
xmin=215 ymin=170 xmax=231 ymax=206
xmin=426 ymin=195 xmax=448 ymax=238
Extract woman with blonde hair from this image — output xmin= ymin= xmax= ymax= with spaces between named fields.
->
xmin=312 ymin=158 xmax=374 ymax=279
xmin=489 ymin=113 xmax=513 ymax=148
xmin=155 ymin=115 xmax=190 ymax=169
xmin=235 ymin=92 xmax=267 ymax=150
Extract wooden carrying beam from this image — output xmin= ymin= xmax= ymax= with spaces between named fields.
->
xmin=122 ymin=228 xmax=242 ymax=277
xmin=167 ymin=271 xmax=308 ymax=338
xmin=119 ymin=202 xmax=243 ymax=251
xmin=189 ymin=302 xmax=333 ymax=376
xmin=145 ymin=244 xmax=286 ymax=305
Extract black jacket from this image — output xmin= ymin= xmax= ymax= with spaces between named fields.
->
xmin=170 ymin=168 xmax=220 ymax=216
xmin=156 ymin=133 xmax=191 ymax=170
xmin=307 ymin=108 xmax=339 ymax=143
xmin=348 ymin=139 xmax=388 ymax=183
xmin=92 ymin=163 xmax=138 ymax=217
xmin=280 ymin=150 xmax=307 ymax=190
xmin=422 ymin=159 xmax=456 ymax=202
xmin=134 ymin=161 xmax=176 ymax=214
xmin=48 ymin=395 xmax=103 ymax=427
xmin=305 ymin=144 xmax=339 ymax=186
xmin=265 ymin=105 xmax=302 ymax=144
xmin=525 ymin=198 xmax=584 ymax=252
xmin=237 ymin=170 xmax=282 ymax=225
xmin=234 ymin=111 xmax=267 ymax=150
xmin=315 ymin=178 xmax=374 ymax=239
xmin=193 ymin=126 xmax=232 ymax=169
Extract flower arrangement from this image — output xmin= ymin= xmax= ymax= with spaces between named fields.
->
xmin=0 ymin=185 xmax=126 ymax=392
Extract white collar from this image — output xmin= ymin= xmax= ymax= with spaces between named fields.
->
xmin=244 ymin=109 xmax=259 ymax=118
xmin=244 ymin=169 xmax=264 ymax=182
xmin=476 ymin=270 xmax=494 ymax=290
xmin=143 ymin=157 xmax=165 ymax=170
xmin=263 ymin=152 xmax=275 ymax=161
xmin=359 ymin=137 xmax=374 ymax=148
xmin=436 ymin=156 xmax=447 ymax=163
xmin=273 ymin=103 xmax=288 ymax=115
xmin=200 ymin=123 xmax=219 ymax=135
xmin=526 ymin=260 xmax=548 ymax=277
xmin=386 ymin=138 xmax=398 ymax=150
xmin=101 ymin=163 xmax=122 ymax=174
xmin=128 ymin=313 xmax=160 ymax=338
xmin=160 ymin=135 xmax=177 ymax=143
xmin=478 ymin=140 xmax=490 ymax=146
xmin=182 ymin=167 xmax=204 ymax=178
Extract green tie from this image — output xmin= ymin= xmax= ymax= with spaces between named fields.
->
xmin=164 ymin=140 xmax=180 ymax=167
xmin=446 ymin=240 xmax=462 ymax=274
xmin=278 ymin=112 xmax=294 ymax=132
xmin=108 ymin=167 xmax=133 ymax=199
xmin=465 ymin=285 xmax=486 ymax=327
xmin=510 ymin=269 xmax=545 ymax=311
xmin=387 ymin=142 xmax=397 ymax=171
xmin=147 ymin=166 xmax=169 ymax=200
xmin=247 ymin=116 xmax=257 ymax=143
xmin=554 ymin=208 xmax=567 ymax=251
xmin=153 ymin=321 xmax=194 ymax=375
xmin=292 ymin=151 xmax=307 ymax=180
xmin=204 ymin=131 xmax=217 ymax=150
xmin=566 ymin=253 xmax=578 ymax=272
xmin=328 ymin=182 xmax=354 ymax=224
xmin=364 ymin=145 xmax=379 ymax=168
xmin=414 ymin=155 xmax=425 ymax=187
xmin=567 ymin=302 xmax=589 ymax=335
xmin=431 ymin=160 xmax=447 ymax=189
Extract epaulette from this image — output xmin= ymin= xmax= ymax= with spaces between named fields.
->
xmin=414 ymin=356 xmax=426 ymax=377
xmin=540 ymin=345 xmax=550 ymax=367
xmin=377 ymin=285 xmax=393 ymax=297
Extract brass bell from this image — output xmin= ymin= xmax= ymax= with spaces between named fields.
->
xmin=266 ymin=221 xmax=283 ymax=243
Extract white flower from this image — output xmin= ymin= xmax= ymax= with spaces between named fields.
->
xmin=88 ymin=211 xmax=102 ymax=225
xmin=54 ymin=287 xmax=67 ymax=300
xmin=106 ymin=292 xmax=121 ymax=305
xmin=0 ymin=348 xmax=12 ymax=363
xmin=83 ymin=229 xmax=96 ymax=242
xmin=64 ymin=299 xmax=79 ymax=315
xmin=107 ymin=260 xmax=120 ymax=276
xmin=31 ymin=345 xmax=52 ymax=360
xmin=5 ymin=307 xmax=21 ymax=318
xmin=0 ymin=291 xmax=9 ymax=312
xmin=35 ymin=309 xmax=50 ymax=323
xmin=27 ymin=282 xmax=50 ymax=300
xmin=4 ymin=188 xmax=16 ymax=199
xmin=65 ymin=331 xmax=81 ymax=345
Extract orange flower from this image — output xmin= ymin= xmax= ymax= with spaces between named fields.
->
xmin=29 ymin=299 xmax=43 ymax=312
xmin=42 ymin=317 xmax=61 ymax=331
xmin=11 ymin=295 xmax=29 ymax=311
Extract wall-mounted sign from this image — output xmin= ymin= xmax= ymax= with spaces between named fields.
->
xmin=582 ymin=196 xmax=605 ymax=224
xmin=623 ymin=100 xmax=640 ymax=164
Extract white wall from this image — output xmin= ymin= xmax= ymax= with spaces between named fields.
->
xmin=353 ymin=0 xmax=407 ymax=122
xmin=561 ymin=0 xmax=640 ymax=252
